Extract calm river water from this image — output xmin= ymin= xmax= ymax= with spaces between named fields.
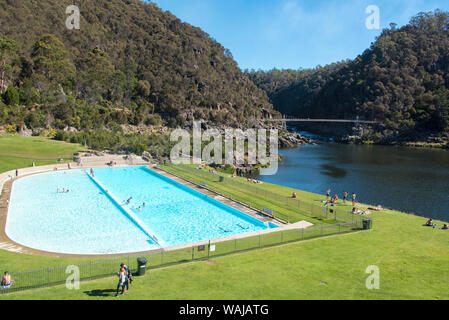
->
xmin=257 ymin=142 xmax=449 ymax=220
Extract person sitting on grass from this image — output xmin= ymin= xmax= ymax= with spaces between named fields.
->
xmin=352 ymin=207 xmax=360 ymax=214
xmin=292 ymin=192 xmax=297 ymax=199
xmin=1 ymin=272 xmax=12 ymax=287
xmin=425 ymin=218 xmax=435 ymax=227
xmin=441 ymin=224 xmax=449 ymax=230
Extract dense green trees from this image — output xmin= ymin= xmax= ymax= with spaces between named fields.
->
xmin=0 ymin=36 xmax=20 ymax=94
xmin=0 ymin=0 xmax=276 ymax=135
xmin=2 ymin=86 xmax=19 ymax=106
xmin=249 ymin=11 xmax=449 ymax=141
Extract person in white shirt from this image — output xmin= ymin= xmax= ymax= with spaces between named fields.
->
xmin=115 ymin=268 xmax=127 ymax=297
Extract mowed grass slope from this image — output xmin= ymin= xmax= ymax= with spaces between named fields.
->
xmin=0 ymin=135 xmax=449 ymax=299
xmin=0 ymin=135 xmax=84 ymax=173
xmin=3 ymin=208 xmax=449 ymax=300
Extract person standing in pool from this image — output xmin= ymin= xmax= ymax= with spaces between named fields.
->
xmin=90 ymin=168 xmax=94 ymax=177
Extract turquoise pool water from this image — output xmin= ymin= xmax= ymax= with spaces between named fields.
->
xmin=6 ymin=166 xmax=273 ymax=255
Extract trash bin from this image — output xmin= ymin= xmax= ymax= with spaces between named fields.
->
xmin=219 ymin=176 xmax=224 ymax=182
xmin=137 ymin=257 xmax=148 ymax=276
xmin=362 ymin=219 xmax=373 ymax=230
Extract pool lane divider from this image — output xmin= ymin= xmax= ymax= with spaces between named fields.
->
xmin=85 ymin=171 xmax=165 ymax=247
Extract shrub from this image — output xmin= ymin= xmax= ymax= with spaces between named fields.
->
xmin=5 ymin=124 xmax=17 ymax=134
xmin=2 ymin=86 xmax=19 ymax=106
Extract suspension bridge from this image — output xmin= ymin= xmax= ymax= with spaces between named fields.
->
xmin=267 ymin=116 xmax=380 ymax=125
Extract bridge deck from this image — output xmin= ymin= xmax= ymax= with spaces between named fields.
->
xmin=268 ymin=118 xmax=379 ymax=124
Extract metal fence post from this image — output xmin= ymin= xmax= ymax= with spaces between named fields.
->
xmin=208 ymin=240 xmax=210 ymax=260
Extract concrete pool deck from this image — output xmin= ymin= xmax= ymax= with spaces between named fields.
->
xmin=0 ymin=160 xmax=313 ymax=258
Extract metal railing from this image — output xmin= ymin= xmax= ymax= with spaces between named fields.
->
xmin=0 ymin=221 xmax=363 ymax=295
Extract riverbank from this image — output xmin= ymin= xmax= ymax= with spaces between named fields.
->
xmin=3 ymin=170 xmax=449 ymax=299
xmin=287 ymin=123 xmax=449 ymax=150
xmin=256 ymin=142 xmax=449 ymax=221
xmin=1 ymin=135 xmax=449 ymax=300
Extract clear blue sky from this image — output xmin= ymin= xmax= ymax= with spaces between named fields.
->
xmin=152 ymin=0 xmax=449 ymax=70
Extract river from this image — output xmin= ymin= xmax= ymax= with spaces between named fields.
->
xmin=256 ymin=140 xmax=449 ymax=220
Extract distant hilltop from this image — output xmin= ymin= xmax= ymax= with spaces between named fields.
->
xmin=248 ymin=11 xmax=449 ymax=145
xmin=0 ymin=0 xmax=279 ymax=135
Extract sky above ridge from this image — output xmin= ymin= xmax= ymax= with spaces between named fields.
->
xmin=153 ymin=0 xmax=449 ymax=71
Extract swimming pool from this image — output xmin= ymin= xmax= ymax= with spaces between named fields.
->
xmin=6 ymin=166 xmax=275 ymax=255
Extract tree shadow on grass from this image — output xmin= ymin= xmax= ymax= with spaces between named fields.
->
xmin=84 ymin=289 xmax=116 ymax=297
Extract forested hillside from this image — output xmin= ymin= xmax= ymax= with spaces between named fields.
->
xmin=0 ymin=0 xmax=277 ymax=151
xmin=249 ymin=11 xmax=449 ymax=143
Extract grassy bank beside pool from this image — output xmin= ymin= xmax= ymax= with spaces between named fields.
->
xmin=0 ymin=135 xmax=85 ymax=173
xmin=0 ymin=135 xmax=448 ymax=299
xmin=2 ymin=206 xmax=449 ymax=300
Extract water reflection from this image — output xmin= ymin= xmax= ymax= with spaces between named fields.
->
xmin=257 ymin=142 xmax=449 ymax=220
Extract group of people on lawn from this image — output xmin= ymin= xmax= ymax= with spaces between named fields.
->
xmin=425 ymin=218 xmax=449 ymax=230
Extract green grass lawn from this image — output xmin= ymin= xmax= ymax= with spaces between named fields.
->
xmin=3 ymin=208 xmax=449 ymax=300
xmin=1 ymin=135 xmax=449 ymax=300
xmin=0 ymin=135 xmax=85 ymax=173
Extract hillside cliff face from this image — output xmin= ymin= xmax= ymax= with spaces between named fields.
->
xmin=0 ymin=0 xmax=278 ymax=133
xmin=249 ymin=11 xmax=449 ymax=144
